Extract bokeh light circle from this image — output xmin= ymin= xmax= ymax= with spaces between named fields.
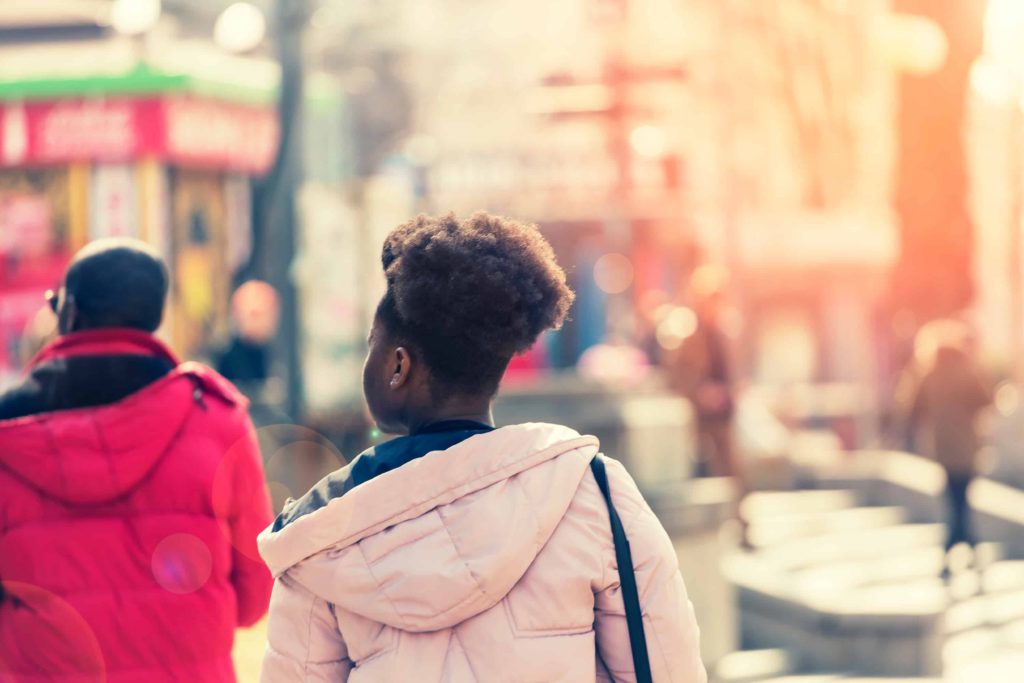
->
xmin=0 ymin=581 xmax=105 ymax=679
xmin=110 ymin=0 xmax=161 ymax=36
xmin=629 ymin=125 xmax=668 ymax=159
xmin=593 ymin=253 xmax=634 ymax=295
xmin=151 ymin=533 xmax=213 ymax=595
xmin=656 ymin=306 xmax=698 ymax=351
xmin=214 ymin=2 xmax=267 ymax=54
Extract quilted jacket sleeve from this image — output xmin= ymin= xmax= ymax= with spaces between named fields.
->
xmin=261 ymin=575 xmax=353 ymax=682
xmin=226 ymin=414 xmax=275 ymax=627
xmin=593 ymin=458 xmax=707 ymax=683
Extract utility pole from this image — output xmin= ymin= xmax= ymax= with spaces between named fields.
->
xmin=250 ymin=0 xmax=307 ymax=420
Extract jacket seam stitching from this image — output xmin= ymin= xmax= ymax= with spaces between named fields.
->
xmin=510 ymin=475 xmax=545 ymax=557
xmin=408 ymin=472 xmax=565 ymax=625
xmin=361 ymin=521 xmax=449 ymax=564
xmin=435 ymin=507 xmax=488 ymax=602
xmin=352 ymin=640 xmax=392 ymax=668
xmin=264 ymin=438 xmax=598 ymax=569
xmin=7 ymin=403 xmax=203 ymax=509
xmin=404 ymin=439 xmax=595 ymax=518
xmin=439 ymin=629 xmax=453 ymax=673
xmin=410 ymin=570 xmax=504 ymax=623
xmin=649 ymin=605 xmax=678 ymax=682
xmin=356 ymin=541 xmax=408 ymax=629
xmin=91 ymin=413 xmax=121 ymax=491
xmin=302 ymin=589 xmax=317 ymax=676
xmin=41 ymin=421 xmax=66 ymax=494
xmin=2 ymin=511 xmax=234 ymax=530
xmin=452 ymin=629 xmax=479 ymax=680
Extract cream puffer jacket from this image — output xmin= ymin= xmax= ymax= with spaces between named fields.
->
xmin=257 ymin=422 xmax=706 ymax=682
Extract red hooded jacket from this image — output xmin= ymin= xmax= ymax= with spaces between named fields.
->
xmin=0 ymin=329 xmax=273 ymax=682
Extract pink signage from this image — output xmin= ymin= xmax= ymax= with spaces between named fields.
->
xmin=0 ymin=97 xmax=278 ymax=174
xmin=164 ymin=98 xmax=278 ymax=173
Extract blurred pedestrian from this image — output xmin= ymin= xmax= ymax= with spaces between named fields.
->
xmin=0 ymin=238 xmax=273 ymax=682
xmin=215 ymin=279 xmax=280 ymax=397
xmin=665 ymin=265 xmax=741 ymax=481
xmin=906 ymin=319 xmax=992 ymax=577
xmin=258 ymin=213 xmax=706 ymax=682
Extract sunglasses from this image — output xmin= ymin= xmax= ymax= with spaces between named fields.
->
xmin=45 ymin=288 xmax=60 ymax=315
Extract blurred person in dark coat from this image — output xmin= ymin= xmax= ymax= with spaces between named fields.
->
xmin=666 ymin=266 xmax=740 ymax=481
xmin=215 ymin=279 xmax=280 ymax=398
xmin=213 ymin=279 xmax=293 ymax=484
xmin=907 ymin=319 xmax=992 ymax=575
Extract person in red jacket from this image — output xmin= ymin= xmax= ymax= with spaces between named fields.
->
xmin=0 ymin=238 xmax=273 ymax=682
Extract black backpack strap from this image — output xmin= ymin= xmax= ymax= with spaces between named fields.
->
xmin=590 ymin=455 xmax=654 ymax=683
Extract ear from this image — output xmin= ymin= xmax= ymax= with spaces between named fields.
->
xmin=389 ymin=346 xmax=413 ymax=390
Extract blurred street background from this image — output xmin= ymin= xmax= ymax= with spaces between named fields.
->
xmin=3 ymin=0 xmax=1024 ymax=681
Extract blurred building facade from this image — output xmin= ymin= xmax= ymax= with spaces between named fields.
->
xmin=2 ymin=0 xmax=1015 ymax=451
xmin=0 ymin=0 xmax=280 ymax=389
xmin=968 ymin=0 xmax=1024 ymax=374
xmin=316 ymin=0 xmax=902 ymax=445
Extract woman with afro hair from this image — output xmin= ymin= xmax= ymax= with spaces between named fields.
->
xmin=258 ymin=213 xmax=706 ymax=682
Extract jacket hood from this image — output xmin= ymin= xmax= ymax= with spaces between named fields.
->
xmin=258 ymin=422 xmax=600 ymax=633
xmin=0 ymin=330 xmax=242 ymax=505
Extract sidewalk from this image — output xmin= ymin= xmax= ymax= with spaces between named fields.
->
xmin=233 ymin=619 xmax=269 ymax=682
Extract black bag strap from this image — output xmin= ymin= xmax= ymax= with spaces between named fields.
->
xmin=590 ymin=455 xmax=654 ymax=683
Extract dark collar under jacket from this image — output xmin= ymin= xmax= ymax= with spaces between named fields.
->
xmin=272 ymin=420 xmax=495 ymax=532
xmin=0 ymin=329 xmax=178 ymax=422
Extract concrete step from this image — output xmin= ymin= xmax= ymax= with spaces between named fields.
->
xmin=1002 ymin=617 xmax=1024 ymax=647
xmin=757 ymin=523 xmax=946 ymax=570
xmin=730 ymin=553 xmax=1021 ymax=677
xmin=943 ymin=625 xmax=1001 ymax=669
xmin=754 ymin=677 xmax=844 ymax=682
xmin=988 ymin=588 xmax=1024 ymax=626
xmin=741 ymin=490 xmax=859 ymax=519
xmin=757 ymin=677 xmax=940 ymax=682
xmin=945 ymin=589 xmax=1024 ymax=635
xmin=823 ymin=578 xmax=949 ymax=616
xmin=728 ymin=553 xmax=949 ymax=615
xmin=739 ymin=556 xmax=1020 ymax=625
xmin=943 ymin=598 xmax=1024 ymax=672
xmin=947 ymin=650 xmax=1024 ymax=683
xmin=747 ymin=506 xmax=907 ymax=548
xmin=794 ymin=545 xmax=1013 ymax=600
xmin=792 ymin=547 xmax=944 ymax=595
xmin=944 ymin=561 xmax=1024 ymax=634
xmin=982 ymin=559 xmax=1024 ymax=593
xmin=712 ymin=648 xmax=794 ymax=683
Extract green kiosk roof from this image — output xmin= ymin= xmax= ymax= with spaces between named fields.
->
xmin=0 ymin=63 xmax=279 ymax=106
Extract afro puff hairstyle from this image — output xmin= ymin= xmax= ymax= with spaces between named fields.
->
xmin=376 ymin=212 xmax=574 ymax=397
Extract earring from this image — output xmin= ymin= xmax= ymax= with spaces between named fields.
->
xmin=390 ymin=378 xmax=398 ymax=387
